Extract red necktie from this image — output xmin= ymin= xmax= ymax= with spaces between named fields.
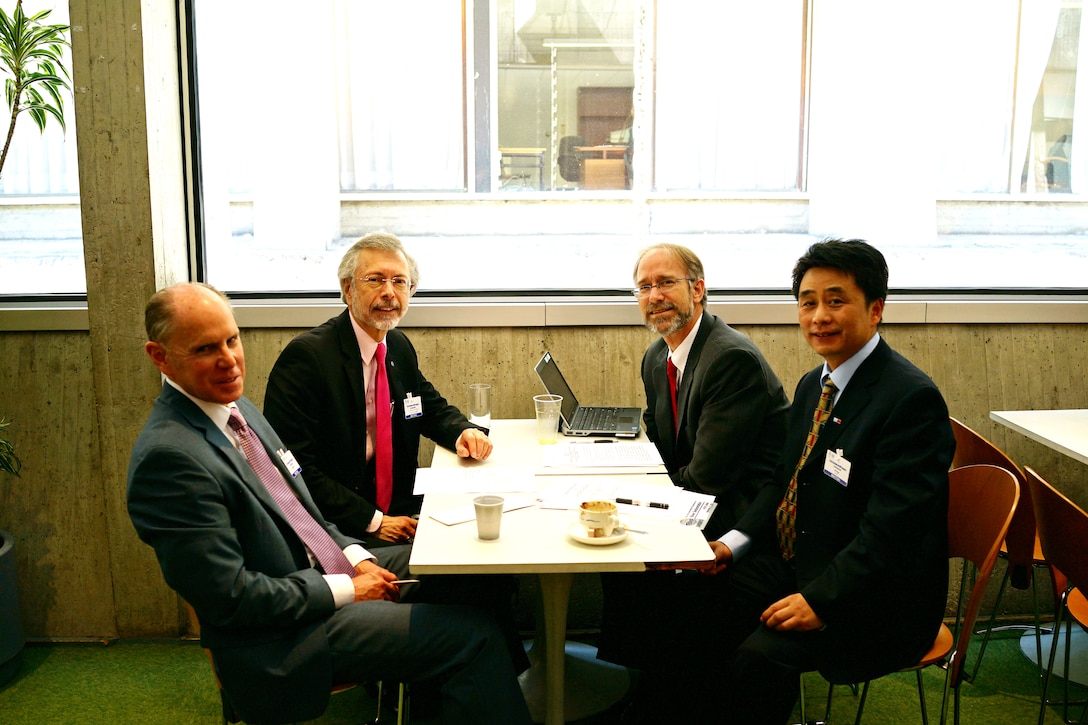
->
xmin=374 ymin=342 xmax=393 ymax=512
xmin=776 ymin=377 xmax=838 ymax=560
xmin=667 ymin=358 xmax=679 ymax=436
xmin=228 ymin=408 xmax=355 ymax=576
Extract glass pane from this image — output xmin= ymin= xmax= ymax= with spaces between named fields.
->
xmin=194 ymin=0 xmax=464 ymax=292
xmin=655 ymin=1 xmax=805 ymax=192
xmin=1020 ymin=3 xmax=1080 ymax=193
xmin=496 ymin=0 xmax=634 ymax=191
xmin=0 ymin=0 xmax=83 ymax=295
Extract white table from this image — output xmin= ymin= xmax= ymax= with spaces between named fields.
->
xmin=990 ymin=409 xmax=1088 ymax=466
xmin=409 ymin=420 xmax=712 ymax=724
xmin=991 ymin=409 xmax=1088 ymax=684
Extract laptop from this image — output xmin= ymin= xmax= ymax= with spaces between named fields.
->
xmin=534 ymin=351 xmax=642 ymax=438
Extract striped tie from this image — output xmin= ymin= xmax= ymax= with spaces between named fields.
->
xmin=228 ymin=407 xmax=356 ymax=576
xmin=776 ymin=377 xmax=837 ymax=560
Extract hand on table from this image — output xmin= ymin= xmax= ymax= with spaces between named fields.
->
xmin=456 ymin=428 xmax=492 ymax=460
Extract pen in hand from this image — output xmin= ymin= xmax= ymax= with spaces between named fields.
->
xmin=615 ymin=497 xmax=669 ymax=509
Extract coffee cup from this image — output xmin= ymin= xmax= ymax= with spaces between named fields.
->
xmin=579 ymin=500 xmax=620 ymax=538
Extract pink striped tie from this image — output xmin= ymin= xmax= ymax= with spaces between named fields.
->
xmin=228 ymin=408 xmax=355 ymax=576
xmin=374 ymin=342 xmax=394 ymax=512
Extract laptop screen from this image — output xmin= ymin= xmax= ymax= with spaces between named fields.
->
xmin=534 ymin=352 xmax=580 ymax=424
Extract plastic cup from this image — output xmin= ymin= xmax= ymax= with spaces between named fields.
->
xmin=473 ymin=495 xmax=504 ymax=540
xmin=534 ymin=394 xmax=563 ymax=444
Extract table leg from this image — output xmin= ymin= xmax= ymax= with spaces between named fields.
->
xmin=539 ymin=572 xmax=572 ymax=725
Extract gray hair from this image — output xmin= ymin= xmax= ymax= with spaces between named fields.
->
xmin=633 ymin=243 xmax=707 ymax=310
xmin=337 ymin=231 xmax=420 ymax=303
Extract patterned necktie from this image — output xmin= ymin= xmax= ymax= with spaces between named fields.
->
xmin=227 ymin=407 xmax=355 ymax=576
xmin=374 ymin=342 xmax=394 ymax=512
xmin=667 ymin=358 xmax=679 ymax=436
xmin=776 ymin=376 xmax=838 ymax=560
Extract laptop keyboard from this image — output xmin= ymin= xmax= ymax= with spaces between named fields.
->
xmin=571 ymin=406 xmax=617 ymax=431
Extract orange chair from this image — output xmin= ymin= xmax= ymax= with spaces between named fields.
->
xmin=949 ymin=417 xmax=1047 ymax=683
xmin=1024 ymin=466 xmax=1088 ymax=725
xmin=184 ymin=601 xmax=408 ymax=724
xmin=849 ymin=464 xmax=1019 ymax=725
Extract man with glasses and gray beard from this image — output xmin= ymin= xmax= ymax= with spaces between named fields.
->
xmin=598 ymin=243 xmax=789 ymax=724
xmin=265 ymin=232 xmax=490 ymax=547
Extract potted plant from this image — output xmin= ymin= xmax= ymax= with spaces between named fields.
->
xmin=0 ymin=418 xmax=23 ymax=686
xmin=1 ymin=0 xmax=71 ymax=179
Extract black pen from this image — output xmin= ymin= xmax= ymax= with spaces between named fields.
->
xmin=615 ymin=498 xmax=669 ymax=509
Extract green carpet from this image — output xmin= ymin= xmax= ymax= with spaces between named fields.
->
xmin=0 ymin=631 xmax=1083 ymax=723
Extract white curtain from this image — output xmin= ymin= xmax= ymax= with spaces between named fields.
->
xmin=654 ymin=2 xmax=804 ymax=192
xmin=931 ymin=0 xmax=1061 ymax=194
xmin=337 ymin=0 xmax=464 ymax=191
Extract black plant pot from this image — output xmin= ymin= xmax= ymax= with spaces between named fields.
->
xmin=0 ymin=529 xmax=25 ymax=687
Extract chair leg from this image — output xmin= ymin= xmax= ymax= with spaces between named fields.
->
xmin=853 ymin=681 xmax=871 ymax=725
xmin=916 ymin=669 xmax=930 ymax=725
xmin=1039 ymin=597 xmax=1069 ymax=725
xmin=397 ymin=682 xmax=409 ymax=725
xmin=371 ymin=681 xmax=385 ymax=725
xmin=965 ymin=562 xmax=1012 ymax=682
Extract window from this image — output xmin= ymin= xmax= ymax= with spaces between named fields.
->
xmin=0 ymin=0 xmax=81 ymax=296
xmin=185 ymin=1 xmax=1087 ymax=296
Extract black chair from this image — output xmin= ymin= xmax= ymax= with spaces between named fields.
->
xmin=556 ymin=135 xmax=585 ymax=183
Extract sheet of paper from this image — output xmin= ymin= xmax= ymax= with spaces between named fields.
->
xmin=536 ymin=478 xmax=716 ymax=529
xmin=412 ymin=465 xmax=537 ymax=495
xmin=540 ymin=442 xmax=664 ymax=468
xmin=427 ymin=495 xmax=537 ymax=526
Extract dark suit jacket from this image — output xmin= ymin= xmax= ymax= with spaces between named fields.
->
xmin=264 ymin=310 xmax=477 ymax=538
xmin=643 ymin=310 xmax=789 ymax=539
xmin=127 ymin=386 xmax=364 ymax=723
xmin=738 ymin=337 xmax=954 ymax=682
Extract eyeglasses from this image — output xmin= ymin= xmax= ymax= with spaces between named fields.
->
xmin=354 ymin=275 xmax=414 ymax=293
xmin=631 ymin=277 xmax=695 ymax=298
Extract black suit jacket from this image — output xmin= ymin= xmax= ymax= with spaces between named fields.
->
xmin=643 ymin=310 xmax=789 ymax=539
xmin=738 ymin=337 xmax=954 ymax=682
xmin=264 ymin=310 xmax=477 ymax=538
xmin=127 ymin=386 xmax=364 ymax=722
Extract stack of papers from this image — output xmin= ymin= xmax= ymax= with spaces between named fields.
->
xmin=539 ymin=442 xmax=664 ymax=469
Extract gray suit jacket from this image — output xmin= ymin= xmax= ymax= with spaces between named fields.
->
xmin=642 ymin=310 xmax=789 ymax=539
xmin=127 ymin=385 xmax=370 ymax=722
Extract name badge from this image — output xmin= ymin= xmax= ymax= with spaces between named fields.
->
xmin=277 ymin=448 xmax=302 ymax=478
xmin=824 ymin=448 xmax=850 ymax=487
xmin=404 ymin=393 xmax=423 ymax=419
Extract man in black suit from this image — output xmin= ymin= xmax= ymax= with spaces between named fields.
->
xmin=265 ymin=232 xmax=490 ymax=545
xmin=598 ymin=243 xmax=790 ymax=719
xmin=710 ymin=238 xmax=954 ymax=723
xmin=127 ymin=282 xmax=530 ymax=724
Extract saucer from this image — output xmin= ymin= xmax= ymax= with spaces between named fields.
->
xmin=567 ymin=521 xmax=627 ymax=546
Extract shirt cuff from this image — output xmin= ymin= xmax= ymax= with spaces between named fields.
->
xmin=324 ymin=544 xmax=375 ymax=609
xmin=719 ymin=529 xmax=751 ymax=561
xmin=366 ymin=509 xmax=384 ymax=533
